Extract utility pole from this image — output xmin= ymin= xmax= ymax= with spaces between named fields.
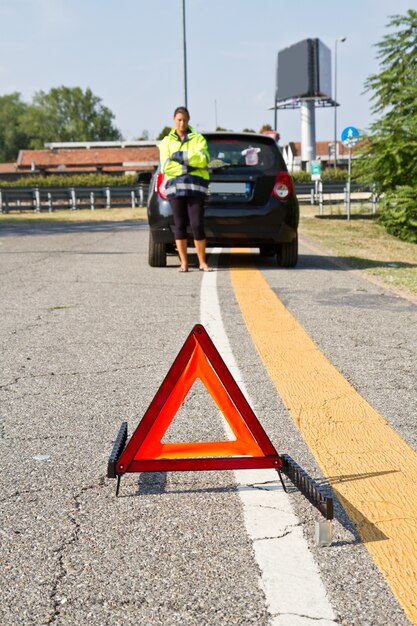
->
xmin=274 ymin=54 xmax=278 ymax=132
xmin=333 ymin=37 xmax=346 ymax=169
xmin=182 ymin=0 xmax=188 ymax=107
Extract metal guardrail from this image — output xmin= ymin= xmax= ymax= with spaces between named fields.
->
xmin=295 ymin=181 xmax=376 ymax=197
xmin=294 ymin=181 xmax=379 ymax=215
xmin=1 ymin=182 xmax=378 ymax=216
xmin=0 ymin=185 xmax=149 ymax=213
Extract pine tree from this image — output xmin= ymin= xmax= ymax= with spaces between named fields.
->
xmin=357 ymin=10 xmax=417 ymax=241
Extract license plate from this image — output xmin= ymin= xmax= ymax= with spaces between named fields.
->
xmin=209 ymin=182 xmax=248 ymax=195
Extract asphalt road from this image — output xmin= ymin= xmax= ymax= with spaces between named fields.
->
xmin=1 ymin=221 xmax=416 ymax=625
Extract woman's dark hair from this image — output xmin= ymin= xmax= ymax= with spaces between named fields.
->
xmin=174 ymin=106 xmax=190 ymax=118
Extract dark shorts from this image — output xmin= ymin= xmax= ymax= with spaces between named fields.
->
xmin=169 ymin=196 xmax=206 ymax=240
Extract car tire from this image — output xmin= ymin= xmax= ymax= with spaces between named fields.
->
xmin=148 ymin=232 xmax=167 ymax=267
xmin=276 ymin=235 xmax=298 ymax=267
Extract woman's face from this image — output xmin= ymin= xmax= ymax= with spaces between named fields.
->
xmin=174 ymin=112 xmax=189 ymax=136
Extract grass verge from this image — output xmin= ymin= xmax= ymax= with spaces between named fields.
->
xmin=299 ymin=205 xmax=417 ymax=298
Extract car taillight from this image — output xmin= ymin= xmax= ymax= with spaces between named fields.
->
xmin=272 ymin=171 xmax=293 ymax=201
xmin=156 ymin=172 xmax=168 ymax=200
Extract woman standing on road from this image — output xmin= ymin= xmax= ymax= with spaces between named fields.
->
xmin=159 ymin=106 xmax=212 ymax=272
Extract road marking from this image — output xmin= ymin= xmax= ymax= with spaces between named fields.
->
xmin=229 ymin=252 xmax=417 ymax=624
xmin=200 ymin=250 xmax=337 ymax=625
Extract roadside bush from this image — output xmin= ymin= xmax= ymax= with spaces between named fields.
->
xmin=289 ymin=171 xmax=311 ymax=183
xmin=290 ymin=169 xmax=348 ymax=183
xmin=379 ymin=185 xmax=417 ymax=243
xmin=0 ymin=173 xmax=139 ymax=188
xmin=321 ymin=168 xmax=349 ymax=182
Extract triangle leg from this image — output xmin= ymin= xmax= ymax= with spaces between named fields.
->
xmin=276 ymin=469 xmax=287 ymax=492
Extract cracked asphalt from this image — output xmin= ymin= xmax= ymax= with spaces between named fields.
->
xmin=1 ymin=221 xmax=416 ymax=625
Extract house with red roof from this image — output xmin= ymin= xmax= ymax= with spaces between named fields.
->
xmin=0 ymin=138 xmax=359 ymax=182
xmin=281 ymin=140 xmax=358 ymax=171
xmin=17 ymin=141 xmax=159 ymax=175
xmin=0 ymin=141 xmax=159 ymax=182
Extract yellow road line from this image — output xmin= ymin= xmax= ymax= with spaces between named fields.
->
xmin=230 ymin=256 xmax=417 ymax=624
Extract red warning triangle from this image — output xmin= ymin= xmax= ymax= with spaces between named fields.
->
xmin=116 ymin=324 xmax=282 ymax=474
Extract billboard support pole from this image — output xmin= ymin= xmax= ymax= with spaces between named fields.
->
xmin=300 ymin=100 xmax=316 ymax=171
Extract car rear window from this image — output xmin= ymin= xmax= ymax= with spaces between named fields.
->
xmin=207 ymin=137 xmax=283 ymax=172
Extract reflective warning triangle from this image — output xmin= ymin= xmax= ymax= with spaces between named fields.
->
xmin=116 ymin=324 xmax=283 ymax=474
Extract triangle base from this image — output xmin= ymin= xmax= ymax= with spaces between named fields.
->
xmin=126 ymin=455 xmax=283 ymax=472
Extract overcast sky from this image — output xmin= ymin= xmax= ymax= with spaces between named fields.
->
xmin=0 ymin=0 xmax=413 ymax=144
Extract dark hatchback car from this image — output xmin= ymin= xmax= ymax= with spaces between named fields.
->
xmin=147 ymin=132 xmax=299 ymax=267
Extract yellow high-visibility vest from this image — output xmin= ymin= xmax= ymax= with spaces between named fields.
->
xmin=159 ymin=126 xmax=210 ymax=198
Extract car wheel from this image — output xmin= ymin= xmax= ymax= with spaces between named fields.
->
xmin=148 ymin=232 xmax=167 ymax=267
xmin=276 ymin=235 xmax=298 ymax=267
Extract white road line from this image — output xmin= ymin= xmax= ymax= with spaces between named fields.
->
xmin=200 ymin=250 xmax=337 ymax=626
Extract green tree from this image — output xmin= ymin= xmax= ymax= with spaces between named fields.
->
xmin=21 ymin=86 xmax=122 ymax=148
xmin=0 ymin=93 xmax=30 ymax=162
xmin=242 ymin=128 xmax=255 ymax=133
xmin=157 ymin=126 xmax=171 ymax=140
xmin=357 ymin=10 xmax=417 ymax=242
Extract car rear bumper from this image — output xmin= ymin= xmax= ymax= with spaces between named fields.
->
xmin=149 ymin=221 xmax=297 ymax=246
xmin=148 ymin=196 xmax=299 ymax=246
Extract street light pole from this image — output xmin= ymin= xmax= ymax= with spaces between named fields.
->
xmin=274 ymin=88 xmax=278 ymax=132
xmin=274 ymin=55 xmax=278 ymax=132
xmin=182 ymin=0 xmax=188 ymax=107
xmin=333 ymin=37 xmax=346 ymax=169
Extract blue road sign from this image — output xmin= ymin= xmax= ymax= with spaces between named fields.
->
xmin=341 ymin=126 xmax=360 ymax=147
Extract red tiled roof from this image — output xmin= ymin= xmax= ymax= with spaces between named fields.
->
xmin=16 ymin=146 xmax=159 ymax=170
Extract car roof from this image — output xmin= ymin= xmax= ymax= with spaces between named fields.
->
xmin=202 ymin=131 xmax=276 ymax=144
